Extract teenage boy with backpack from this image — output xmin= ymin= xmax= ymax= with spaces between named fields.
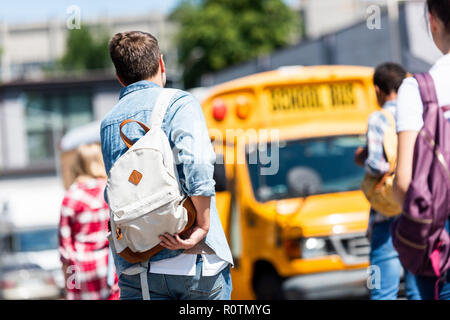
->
xmin=100 ymin=31 xmax=233 ymax=300
xmin=354 ymin=63 xmax=421 ymax=300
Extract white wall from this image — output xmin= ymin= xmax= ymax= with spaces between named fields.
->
xmin=0 ymin=175 xmax=64 ymax=228
xmin=0 ymin=102 xmax=4 ymax=169
xmin=0 ymin=21 xmax=11 ymax=82
xmin=93 ymin=90 xmax=119 ymax=120
xmin=1 ymin=95 xmax=28 ymax=169
xmin=405 ymin=2 xmax=443 ymax=65
xmin=303 ymin=0 xmax=368 ymax=38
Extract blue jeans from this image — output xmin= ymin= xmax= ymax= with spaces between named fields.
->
xmin=415 ymin=272 xmax=450 ymax=300
xmin=118 ymin=255 xmax=232 ymax=300
xmin=369 ymin=219 xmax=421 ymax=300
xmin=415 ymin=219 xmax=450 ymax=300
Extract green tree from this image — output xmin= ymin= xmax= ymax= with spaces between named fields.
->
xmin=171 ymin=0 xmax=301 ymax=88
xmin=59 ymin=26 xmax=111 ymax=72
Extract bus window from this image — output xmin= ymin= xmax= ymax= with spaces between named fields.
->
xmin=247 ymin=135 xmax=367 ymax=202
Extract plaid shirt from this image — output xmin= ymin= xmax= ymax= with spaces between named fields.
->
xmin=365 ymin=101 xmax=397 ymax=228
xmin=364 ymin=101 xmax=397 ymax=177
xmin=59 ymin=178 xmax=119 ymax=300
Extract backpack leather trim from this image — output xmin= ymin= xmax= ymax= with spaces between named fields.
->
xmin=117 ymin=197 xmax=197 ymax=264
xmin=128 ymin=170 xmax=143 ymax=185
xmin=119 ymin=119 xmax=150 ymax=149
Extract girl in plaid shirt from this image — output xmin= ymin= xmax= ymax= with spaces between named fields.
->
xmin=59 ymin=144 xmax=119 ymax=300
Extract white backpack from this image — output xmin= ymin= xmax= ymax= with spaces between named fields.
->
xmin=106 ymin=90 xmax=196 ymax=296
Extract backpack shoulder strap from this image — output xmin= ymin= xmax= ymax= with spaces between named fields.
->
xmin=414 ymin=73 xmax=440 ymax=135
xmin=150 ymin=88 xmax=180 ymax=128
xmin=379 ymin=108 xmax=397 ymax=170
xmin=414 ymin=72 xmax=439 ymax=108
xmin=379 ymin=108 xmax=396 ymax=130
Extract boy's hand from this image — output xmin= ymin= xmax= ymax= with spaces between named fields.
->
xmin=159 ymin=232 xmax=198 ymax=250
xmin=354 ymin=146 xmax=368 ymax=167
xmin=159 ymin=196 xmax=210 ymax=251
xmin=159 ymin=225 xmax=208 ymax=250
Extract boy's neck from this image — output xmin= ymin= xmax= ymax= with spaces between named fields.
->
xmin=145 ymin=75 xmax=164 ymax=88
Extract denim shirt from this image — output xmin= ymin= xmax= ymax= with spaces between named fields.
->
xmin=100 ymin=80 xmax=233 ymax=277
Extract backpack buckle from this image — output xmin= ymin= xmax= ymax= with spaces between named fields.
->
xmin=116 ymin=227 xmax=123 ymax=240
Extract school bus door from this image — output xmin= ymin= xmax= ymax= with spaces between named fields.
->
xmin=213 ymin=141 xmax=256 ymax=300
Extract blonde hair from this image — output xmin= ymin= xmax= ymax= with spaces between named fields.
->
xmin=72 ymin=143 xmax=107 ymax=180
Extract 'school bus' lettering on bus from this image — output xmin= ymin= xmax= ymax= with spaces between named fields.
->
xmin=329 ymin=82 xmax=355 ymax=107
xmin=270 ymin=82 xmax=356 ymax=113
xmin=271 ymin=85 xmax=323 ymax=112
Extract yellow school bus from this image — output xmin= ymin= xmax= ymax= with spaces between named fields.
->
xmin=200 ymin=65 xmax=379 ymax=299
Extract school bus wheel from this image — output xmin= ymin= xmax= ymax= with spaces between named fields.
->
xmin=252 ymin=261 xmax=285 ymax=300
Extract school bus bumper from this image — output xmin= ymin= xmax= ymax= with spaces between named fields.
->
xmin=282 ymin=268 xmax=369 ymax=299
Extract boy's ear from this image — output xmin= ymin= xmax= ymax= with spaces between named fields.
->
xmin=429 ymin=12 xmax=437 ymax=34
xmin=160 ymin=54 xmax=165 ymax=74
xmin=115 ymin=74 xmax=127 ymax=87
xmin=374 ymin=85 xmax=381 ymax=96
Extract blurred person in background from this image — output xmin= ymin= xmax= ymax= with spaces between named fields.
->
xmin=355 ymin=63 xmax=421 ymax=300
xmin=394 ymin=0 xmax=450 ymax=300
xmin=59 ymin=143 xmax=119 ymax=300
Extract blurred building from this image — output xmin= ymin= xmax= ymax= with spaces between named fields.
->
xmin=295 ymin=0 xmax=370 ymax=39
xmin=0 ymin=11 xmax=180 ymax=177
xmin=0 ymin=15 xmax=179 ymax=269
xmin=0 ymin=73 xmax=179 ymax=177
xmin=0 ymin=13 xmax=179 ymax=83
xmin=0 ymin=74 xmax=120 ymax=175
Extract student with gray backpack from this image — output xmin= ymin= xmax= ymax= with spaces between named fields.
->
xmin=392 ymin=0 xmax=450 ymax=300
xmin=100 ymin=31 xmax=233 ymax=300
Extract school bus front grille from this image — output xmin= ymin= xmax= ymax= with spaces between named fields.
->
xmin=330 ymin=233 xmax=370 ymax=265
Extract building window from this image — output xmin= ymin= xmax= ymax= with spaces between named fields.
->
xmin=25 ymin=91 xmax=93 ymax=163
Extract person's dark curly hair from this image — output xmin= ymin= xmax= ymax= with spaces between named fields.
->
xmin=373 ymin=62 xmax=407 ymax=95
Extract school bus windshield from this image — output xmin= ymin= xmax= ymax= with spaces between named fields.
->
xmin=246 ymin=134 xmax=367 ymax=202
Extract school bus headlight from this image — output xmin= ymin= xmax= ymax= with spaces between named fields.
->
xmin=301 ymin=237 xmax=336 ymax=259
xmin=284 ymin=237 xmax=336 ymax=259
xmin=235 ymin=96 xmax=250 ymax=119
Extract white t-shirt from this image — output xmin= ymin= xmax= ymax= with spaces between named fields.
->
xmin=149 ymin=253 xmax=229 ymax=276
xmin=396 ymin=53 xmax=450 ymax=132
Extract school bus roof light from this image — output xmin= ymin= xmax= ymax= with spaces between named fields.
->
xmin=236 ymin=96 xmax=250 ymax=120
xmin=212 ymin=98 xmax=227 ymax=121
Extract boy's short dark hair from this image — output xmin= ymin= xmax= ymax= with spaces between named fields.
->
xmin=109 ymin=31 xmax=161 ymax=86
xmin=373 ymin=62 xmax=407 ymax=95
